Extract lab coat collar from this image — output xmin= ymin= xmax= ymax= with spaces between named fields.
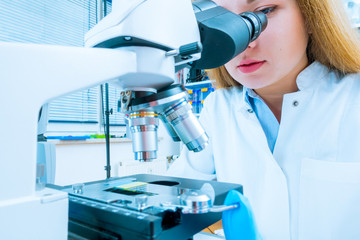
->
xmin=295 ymin=61 xmax=329 ymax=90
xmin=238 ymin=61 xmax=329 ymax=111
xmin=230 ymin=86 xmax=247 ymax=112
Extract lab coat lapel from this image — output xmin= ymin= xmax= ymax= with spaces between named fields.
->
xmin=234 ymin=103 xmax=291 ymax=240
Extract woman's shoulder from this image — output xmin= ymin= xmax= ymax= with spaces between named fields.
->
xmin=325 ymin=69 xmax=360 ymax=93
xmin=199 ymin=86 xmax=243 ymax=120
xmin=340 ymin=71 xmax=360 ymax=82
xmin=319 ymin=61 xmax=360 ymax=84
xmin=305 ymin=62 xmax=360 ymax=93
xmin=299 ymin=61 xmax=360 ymax=91
xmin=205 ymin=86 xmax=243 ymax=105
xmin=315 ymin=67 xmax=360 ymax=107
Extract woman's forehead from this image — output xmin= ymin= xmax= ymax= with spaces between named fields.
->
xmin=214 ymin=0 xmax=288 ymax=5
xmin=213 ymin=0 xmax=296 ymax=11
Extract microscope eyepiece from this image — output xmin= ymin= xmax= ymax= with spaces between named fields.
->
xmin=191 ymin=0 xmax=268 ymax=69
xmin=240 ymin=11 xmax=268 ymax=42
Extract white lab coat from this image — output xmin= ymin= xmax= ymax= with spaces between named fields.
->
xmin=168 ymin=61 xmax=360 ymax=240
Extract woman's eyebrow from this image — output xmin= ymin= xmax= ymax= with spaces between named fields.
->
xmin=247 ymin=0 xmax=260 ymax=3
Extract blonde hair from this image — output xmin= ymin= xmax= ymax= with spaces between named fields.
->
xmin=211 ymin=0 xmax=360 ymax=89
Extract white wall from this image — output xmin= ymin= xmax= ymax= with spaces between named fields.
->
xmin=51 ymin=122 xmax=181 ymax=186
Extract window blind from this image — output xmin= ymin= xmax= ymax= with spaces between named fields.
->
xmin=0 ymin=0 xmax=99 ymax=123
xmin=49 ymin=87 xmax=99 ymax=123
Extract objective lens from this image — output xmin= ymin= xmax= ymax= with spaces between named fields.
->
xmin=124 ymin=85 xmax=209 ymax=158
xmin=128 ymin=112 xmax=159 ymax=161
xmin=159 ymin=115 xmax=181 ymax=142
xmin=164 ymin=99 xmax=209 ymax=152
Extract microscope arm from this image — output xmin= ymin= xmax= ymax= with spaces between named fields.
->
xmin=0 ymin=42 xmax=145 ymax=202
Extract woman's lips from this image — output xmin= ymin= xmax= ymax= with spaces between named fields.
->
xmin=238 ymin=60 xmax=265 ymax=73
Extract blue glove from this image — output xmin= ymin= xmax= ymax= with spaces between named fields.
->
xmin=222 ymin=190 xmax=262 ymax=240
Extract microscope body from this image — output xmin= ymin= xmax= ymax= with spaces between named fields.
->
xmin=85 ymin=0 xmax=207 ymax=161
xmin=85 ymin=0 xmax=267 ymax=161
xmin=0 ymin=0 xmax=267 ymax=239
xmin=0 ymin=1 xmax=198 ymax=239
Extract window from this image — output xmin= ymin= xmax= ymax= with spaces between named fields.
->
xmin=344 ymin=0 xmax=360 ymax=28
xmin=0 ymin=0 xmax=96 ymax=46
xmin=0 ymin=0 xmax=125 ymax=135
xmin=49 ymin=87 xmax=99 ymax=123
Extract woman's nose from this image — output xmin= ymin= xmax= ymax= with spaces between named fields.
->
xmin=248 ymin=39 xmax=257 ymax=49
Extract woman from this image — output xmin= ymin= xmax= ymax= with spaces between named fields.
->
xmin=168 ymin=0 xmax=360 ymax=239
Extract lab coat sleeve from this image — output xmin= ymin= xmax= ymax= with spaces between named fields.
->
xmin=166 ymin=93 xmax=216 ymax=181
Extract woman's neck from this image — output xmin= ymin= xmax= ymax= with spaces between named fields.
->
xmin=254 ymin=64 xmax=307 ymax=122
xmin=255 ymin=89 xmax=295 ymax=123
xmin=252 ymin=56 xmax=309 ymax=122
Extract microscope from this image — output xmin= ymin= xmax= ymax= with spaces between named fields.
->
xmin=85 ymin=0 xmax=267 ymax=162
xmin=0 ymin=0 xmax=266 ymax=239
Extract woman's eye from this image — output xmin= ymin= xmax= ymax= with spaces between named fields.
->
xmin=259 ymin=6 xmax=276 ymax=15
